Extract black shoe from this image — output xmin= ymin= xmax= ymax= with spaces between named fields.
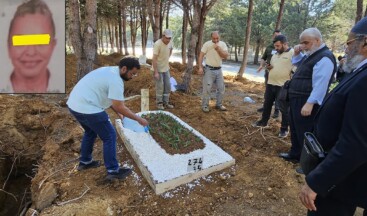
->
xmin=278 ymin=130 xmax=289 ymax=138
xmin=279 ymin=152 xmax=299 ymax=162
xmin=257 ymin=107 xmax=264 ymax=112
xmin=77 ymin=160 xmax=101 ymax=171
xmin=296 ymin=167 xmax=305 ymax=175
xmin=252 ymin=120 xmax=268 ymax=128
xmin=272 ymin=110 xmax=280 ymax=118
xmin=106 ymin=168 xmax=132 ymax=180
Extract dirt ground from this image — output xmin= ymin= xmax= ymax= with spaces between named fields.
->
xmin=0 ymin=54 xmax=363 ymax=216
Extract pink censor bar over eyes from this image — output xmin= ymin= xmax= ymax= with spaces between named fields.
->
xmin=12 ymin=34 xmax=51 ymax=46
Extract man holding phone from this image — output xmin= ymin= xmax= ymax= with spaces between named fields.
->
xmin=197 ymin=31 xmax=229 ymax=113
xmin=256 ymin=30 xmax=282 ymax=118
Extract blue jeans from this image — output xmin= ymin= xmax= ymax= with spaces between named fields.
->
xmin=69 ymin=108 xmax=119 ymax=173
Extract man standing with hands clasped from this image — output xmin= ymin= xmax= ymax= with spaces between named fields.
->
xmin=279 ymin=28 xmax=337 ymax=163
xmin=197 ymin=31 xmax=229 ymax=113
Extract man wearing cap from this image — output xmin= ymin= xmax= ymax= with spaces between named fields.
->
xmin=152 ymin=29 xmax=174 ymax=110
xmin=197 ymin=31 xmax=229 ymax=113
xmin=279 ymin=28 xmax=337 ymax=163
xmin=299 ymin=17 xmax=367 ymax=215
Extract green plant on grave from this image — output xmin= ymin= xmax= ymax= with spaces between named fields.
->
xmin=141 ymin=113 xmax=203 ymax=151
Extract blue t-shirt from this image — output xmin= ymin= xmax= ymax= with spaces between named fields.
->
xmin=67 ymin=66 xmax=124 ymax=114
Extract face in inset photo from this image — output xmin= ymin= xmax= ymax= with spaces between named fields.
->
xmin=0 ymin=0 xmax=65 ymax=93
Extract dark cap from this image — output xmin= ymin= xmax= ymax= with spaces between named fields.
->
xmin=351 ymin=17 xmax=367 ymax=34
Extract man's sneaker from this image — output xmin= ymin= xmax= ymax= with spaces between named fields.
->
xmin=77 ymin=160 xmax=101 ymax=171
xmin=252 ymin=120 xmax=268 ymax=128
xmin=278 ymin=130 xmax=289 ymax=138
xmin=257 ymin=107 xmax=264 ymax=112
xmin=106 ymin=168 xmax=132 ymax=180
xmin=296 ymin=167 xmax=304 ymax=175
xmin=202 ymin=106 xmax=210 ymax=113
xmin=157 ymin=103 xmax=164 ymax=110
xmin=272 ymin=110 xmax=280 ymax=118
xmin=215 ymin=105 xmax=227 ymax=111
xmin=164 ymin=103 xmax=174 ymax=109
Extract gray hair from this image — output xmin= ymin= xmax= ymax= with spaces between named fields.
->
xmin=211 ymin=31 xmax=219 ymax=37
xmin=300 ymin=28 xmax=323 ymax=42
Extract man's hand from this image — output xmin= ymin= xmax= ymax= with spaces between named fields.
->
xmin=118 ymin=113 xmax=124 ymax=119
xmin=299 ymin=183 xmax=317 ymax=211
xmin=137 ymin=117 xmax=148 ymax=126
xmin=198 ymin=67 xmax=204 ymax=75
xmin=294 ymin=44 xmax=303 ymax=56
xmin=301 ymin=102 xmax=314 ymax=116
xmin=266 ymin=64 xmax=273 ymax=70
xmin=154 ymin=72 xmax=160 ymax=80
xmin=257 ymin=66 xmax=263 ymax=73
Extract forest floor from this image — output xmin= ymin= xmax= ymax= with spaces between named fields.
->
xmin=0 ymin=54 xmax=363 ymax=216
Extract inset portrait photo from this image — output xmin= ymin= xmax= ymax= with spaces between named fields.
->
xmin=0 ymin=0 xmax=65 ymax=93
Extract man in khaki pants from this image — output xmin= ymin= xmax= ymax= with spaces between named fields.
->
xmin=197 ymin=31 xmax=229 ymax=113
xmin=152 ymin=29 xmax=174 ymax=110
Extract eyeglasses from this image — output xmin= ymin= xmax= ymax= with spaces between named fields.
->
xmin=129 ymin=71 xmax=138 ymax=77
xmin=345 ymin=38 xmax=358 ymax=46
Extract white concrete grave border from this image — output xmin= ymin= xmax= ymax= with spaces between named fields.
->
xmin=115 ymin=111 xmax=235 ymax=195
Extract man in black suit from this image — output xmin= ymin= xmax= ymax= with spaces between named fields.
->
xmin=299 ymin=17 xmax=367 ymax=216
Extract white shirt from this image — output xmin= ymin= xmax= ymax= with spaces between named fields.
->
xmin=0 ymin=69 xmax=65 ymax=93
xmin=67 ymin=66 xmax=124 ymax=114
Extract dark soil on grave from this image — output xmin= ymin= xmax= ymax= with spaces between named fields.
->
xmin=142 ymin=113 xmax=205 ymax=155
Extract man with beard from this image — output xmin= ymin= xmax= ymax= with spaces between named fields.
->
xmin=299 ymin=17 xmax=367 ymax=215
xmin=279 ymin=28 xmax=337 ymax=163
xmin=256 ymin=29 xmax=282 ymax=118
xmin=252 ymin=35 xmax=293 ymax=138
xmin=67 ymin=56 xmax=148 ymax=180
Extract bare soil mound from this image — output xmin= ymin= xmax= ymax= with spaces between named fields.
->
xmin=0 ymin=55 xmax=316 ymax=216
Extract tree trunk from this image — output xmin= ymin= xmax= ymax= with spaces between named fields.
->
xmin=97 ymin=17 xmax=101 ymax=54
xmin=140 ymin=2 xmax=148 ymax=56
xmin=275 ymin=0 xmax=285 ymax=30
xmin=182 ymin=3 xmax=200 ymax=93
xmin=147 ymin=0 xmax=161 ymax=42
xmin=159 ymin=0 xmax=165 ymax=37
xmin=115 ymin=23 xmax=119 ymax=52
xmin=253 ymin=38 xmax=261 ymax=64
xmin=166 ymin=0 xmax=171 ymax=29
xmin=356 ymin=0 xmax=364 ymax=23
xmin=181 ymin=10 xmax=188 ymax=64
xmin=195 ymin=13 xmax=206 ymax=64
xmin=107 ymin=19 xmax=114 ymax=53
xmin=237 ymin=0 xmax=254 ymax=78
xmin=121 ymin=2 xmax=129 ymax=55
xmin=234 ymin=45 xmax=238 ymax=62
xmin=118 ymin=1 xmax=122 ymax=54
xmin=69 ymin=0 xmax=97 ymax=80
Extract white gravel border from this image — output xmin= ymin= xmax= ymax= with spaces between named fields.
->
xmin=115 ymin=111 xmax=235 ymax=194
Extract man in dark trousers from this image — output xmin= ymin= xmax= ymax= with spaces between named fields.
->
xmin=299 ymin=17 xmax=367 ymax=216
xmin=256 ymin=29 xmax=281 ymax=118
xmin=252 ymin=35 xmax=293 ymax=138
xmin=279 ymin=28 xmax=336 ymax=162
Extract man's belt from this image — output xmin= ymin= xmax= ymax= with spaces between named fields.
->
xmin=206 ymin=65 xmax=221 ymax=70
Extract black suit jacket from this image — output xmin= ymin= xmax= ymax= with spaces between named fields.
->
xmin=306 ymin=62 xmax=367 ymax=208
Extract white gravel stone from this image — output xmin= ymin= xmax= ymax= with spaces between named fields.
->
xmin=116 ymin=111 xmax=235 ymax=194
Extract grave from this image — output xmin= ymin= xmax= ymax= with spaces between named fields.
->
xmin=115 ymin=111 xmax=235 ymax=194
